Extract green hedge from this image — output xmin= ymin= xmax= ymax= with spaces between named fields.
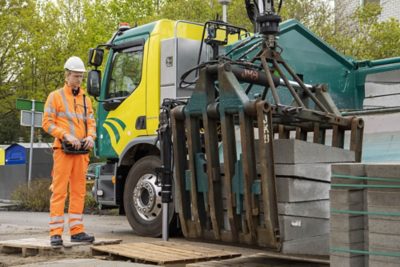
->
xmin=11 ymin=179 xmax=98 ymax=213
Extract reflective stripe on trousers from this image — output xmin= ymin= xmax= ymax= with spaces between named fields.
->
xmin=49 ymin=149 xmax=89 ymax=236
xmin=49 ymin=215 xmax=64 ymax=232
xmin=69 ymin=213 xmax=84 ymax=230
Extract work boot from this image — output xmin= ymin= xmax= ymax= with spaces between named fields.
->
xmin=70 ymin=232 xmax=95 ymax=243
xmin=50 ymin=235 xmax=63 ymax=246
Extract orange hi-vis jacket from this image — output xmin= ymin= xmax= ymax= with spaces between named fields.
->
xmin=43 ymin=84 xmax=96 ymax=146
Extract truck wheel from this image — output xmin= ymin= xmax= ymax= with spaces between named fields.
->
xmin=124 ymin=155 xmax=174 ymax=237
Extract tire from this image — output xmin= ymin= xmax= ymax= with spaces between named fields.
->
xmin=123 ymin=155 xmax=175 ymax=237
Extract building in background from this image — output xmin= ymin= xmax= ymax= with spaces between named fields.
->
xmin=335 ymin=0 xmax=400 ymax=21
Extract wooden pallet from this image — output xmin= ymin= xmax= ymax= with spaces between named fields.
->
xmin=91 ymin=241 xmax=241 ymax=265
xmin=0 ymin=238 xmax=121 ymax=257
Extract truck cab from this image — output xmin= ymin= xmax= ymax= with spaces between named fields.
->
xmin=86 ymin=20 xmax=211 ymax=236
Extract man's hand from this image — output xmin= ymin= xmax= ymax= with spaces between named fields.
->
xmin=64 ymin=133 xmax=81 ymax=150
xmin=82 ymin=136 xmax=94 ymax=150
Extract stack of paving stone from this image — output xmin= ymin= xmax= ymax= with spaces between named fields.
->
xmin=365 ymin=164 xmax=400 ymax=267
xmin=330 ymin=163 xmax=400 ymax=267
xmin=330 ymin=164 xmax=367 ymax=267
xmin=273 ymin=139 xmax=355 ymax=255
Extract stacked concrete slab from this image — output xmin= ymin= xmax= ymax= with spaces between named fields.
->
xmin=273 ymin=139 xmax=355 ymax=255
xmin=330 ymin=164 xmax=367 ymax=267
xmin=365 ymin=164 xmax=400 ymax=267
xmin=330 ymin=163 xmax=400 ymax=267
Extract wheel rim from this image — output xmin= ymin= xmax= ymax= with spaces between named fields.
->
xmin=132 ymin=173 xmax=162 ymax=222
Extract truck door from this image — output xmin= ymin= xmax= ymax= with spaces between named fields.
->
xmin=97 ymin=38 xmax=147 ymax=158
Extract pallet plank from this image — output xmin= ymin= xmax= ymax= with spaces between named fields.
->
xmin=90 ymin=241 xmax=241 ymax=265
xmin=0 ymin=238 xmax=121 ymax=257
xmin=1 ymin=246 xmax=23 ymax=254
xmin=149 ymin=244 xmax=220 ymax=257
xmin=93 ymin=244 xmax=187 ymax=263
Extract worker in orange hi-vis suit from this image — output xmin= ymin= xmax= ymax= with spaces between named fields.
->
xmin=42 ymin=56 xmax=96 ymax=246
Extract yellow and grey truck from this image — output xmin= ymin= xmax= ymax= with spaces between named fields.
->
xmin=85 ymin=0 xmax=399 ymax=242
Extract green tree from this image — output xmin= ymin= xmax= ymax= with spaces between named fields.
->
xmin=280 ymin=0 xmax=334 ymax=38
xmin=151 ymin=0 xmax=251 ymax=29
xmin=154 ymin=0 xmax=216 ymax=23
xmin=108 ymin=0 xmax=155 ymax=25
xmin=327 ymin=3 xmax=400 ymax=60
xmin=228 ymin=0 xmax=253 ymax=30
xmin=0 ymin=0 xmax=38 ymax=142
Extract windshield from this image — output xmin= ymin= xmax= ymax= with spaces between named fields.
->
xmin=106 ymin=46 xmax=143 ymax=99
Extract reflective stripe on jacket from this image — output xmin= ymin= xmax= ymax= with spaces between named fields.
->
xmin=42 ymin=84 xmax=96 ymax=148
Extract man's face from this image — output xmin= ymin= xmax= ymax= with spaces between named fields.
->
xmin=66 ymin=71 xmax=84 ymax=88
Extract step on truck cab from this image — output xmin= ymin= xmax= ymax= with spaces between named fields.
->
xmin=86 ymin=20 xmax=216 ymax=236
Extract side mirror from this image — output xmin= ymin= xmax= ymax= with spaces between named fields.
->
xmin=88 ymin=48 xmax=104 ymax=67
xmin=87 ymin=70 xmax=101 ymax=97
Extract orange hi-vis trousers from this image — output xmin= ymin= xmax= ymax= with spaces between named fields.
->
xmin=49 ymin=149 xmax=89 ymax=236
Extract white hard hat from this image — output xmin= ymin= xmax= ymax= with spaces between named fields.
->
xmin=64 ymin=56 xmax=86 ymax=72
